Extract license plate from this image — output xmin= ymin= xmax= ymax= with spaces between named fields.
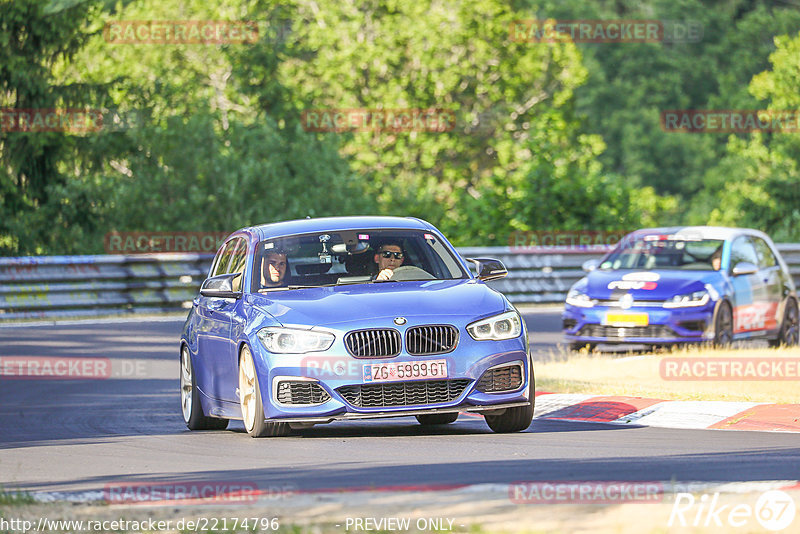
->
xmin=363 ymin=359 xmax=448 ymax=383
xmin=604 ymin=312 xmax=649 ymax=327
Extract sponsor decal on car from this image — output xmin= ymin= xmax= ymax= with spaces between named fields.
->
xmin=607 ymin=280 xmax=658 ymax=290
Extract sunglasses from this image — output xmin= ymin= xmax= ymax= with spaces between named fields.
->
xmin=379 ymin=250 xmax=404 ymax=259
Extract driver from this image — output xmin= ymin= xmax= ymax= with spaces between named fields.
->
xmin=710 ymin=246 xmax=722 ymax=271
xmin=374 ymin=242 xmax=404 ymax=281
xmin=261 ymin=250 xmax=288 ymax=288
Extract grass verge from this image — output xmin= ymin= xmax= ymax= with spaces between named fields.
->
xmin=536 ymin=345 xmax=800 ymax=403
xmin=0 ymin=488 xmax=35 ymax=505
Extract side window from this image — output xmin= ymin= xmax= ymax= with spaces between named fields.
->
xmin=729 ymin=236 xmax=759 ymax=271
xmin=211 ymin=239 xmax=236 ymax=277
xmin=751 ymin=237 xmax=777 ymax=269
xmin=228 ymin=239 xmax=248 ymax=291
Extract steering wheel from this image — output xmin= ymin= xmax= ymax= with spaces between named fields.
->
xmin=388 ymin=265 xmax=435 ymax=281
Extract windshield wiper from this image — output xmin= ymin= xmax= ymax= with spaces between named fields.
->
xmin=258 ymin=284 xmax=332 ymax=292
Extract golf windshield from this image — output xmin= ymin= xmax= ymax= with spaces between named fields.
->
xmin=599 ymin=234 xmax=724 ymax=271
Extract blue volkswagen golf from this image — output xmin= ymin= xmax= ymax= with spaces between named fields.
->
xmin=180 ymin=216 xmax=533 ymax=437
xmin=563 ymin=226 xmax=799 ymax=350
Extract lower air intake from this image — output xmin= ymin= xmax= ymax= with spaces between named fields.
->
xmin=336 ymin=379 xmax=471 ymax=408
xmin=476 ymin=364 xmax=523 ymax=393
xmin=277 ymin=381 xmax=331 ymax=405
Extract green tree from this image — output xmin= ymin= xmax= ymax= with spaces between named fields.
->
xmin=696 ymin=32 xmax=800 ymax=241
xmin=0 ymin=0 xmax=120 ymax=254
xmin=270 ymin=0 xmax=672 ymax=244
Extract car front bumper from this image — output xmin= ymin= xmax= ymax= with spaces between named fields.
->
xmin=252 ymin=336 xmax=532 ymax=420
xmin=562 ymin=303 xmax=716 ymax=344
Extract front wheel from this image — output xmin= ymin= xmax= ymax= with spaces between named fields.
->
xmin=238 ymin=345 xmax=289 ymax=438
xmin=769 ymin=299 xmax=799 ymax=347
xmin=181 ymin=346 xmax=228 ymax=430
xmin=713 ymin=301 xmax=733 ymax=348
xmin=416 ymin=413 xmax=459 ymax=425
xmin=485 ymin=402 xmax=534 ymax=433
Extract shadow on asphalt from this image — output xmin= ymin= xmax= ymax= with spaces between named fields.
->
xmin=9 ymin=442 xmax=800 ymax=494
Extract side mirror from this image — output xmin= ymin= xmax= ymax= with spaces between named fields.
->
xmin=200 ymin=273 xmax=242 ymax=299
xmin=466 ymin=258 xmax=508 ymax=281
xmin=582 ymin=259 xmax=600 ymax=272
xmin=732 ymin=262 xmax=758 ymax=276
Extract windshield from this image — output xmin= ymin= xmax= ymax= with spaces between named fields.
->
xmin=599 ymin=234 xmax=724 ymax=271
xmin=250 ymin=229 xmax=468 ymax=291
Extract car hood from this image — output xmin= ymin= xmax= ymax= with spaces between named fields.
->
xmin=582 ymin=270 xmax=723 ymax=300
xmin=246 ymin=279 xmax=507 ymax=328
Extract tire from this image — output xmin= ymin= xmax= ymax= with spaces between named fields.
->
xmin=569 ymin=342 xmax=596 ymax=352
xmin=713 ymin=301 xmax=733 ymax=348
xmin=485 ymin=402 xmax=534 ymax=433
xmin=238 ymin=345 xmax=289 ymax=438
xmin=769 ymin=298 xmax=799 ymax=347
xmin=416 ymin=413 xmax=459 ymax=425
xmin=180 ymin=345 xmax=229 ymax=431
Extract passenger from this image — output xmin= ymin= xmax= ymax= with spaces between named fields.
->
xmin=261 ymin=250 xmax=288 ymax=288
xmin=374 ymin=242 xmax=405 ymax=281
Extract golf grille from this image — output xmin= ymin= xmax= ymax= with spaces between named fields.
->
xmin=276 ymin=381 xmax=331 ymax=405
xmin=336 ymin=379 xmax=471 ymax=408
xmin=579 ymin=325 xmax=676 ymax=339
xmin=345 ymin=329 xmax=402 ymax=358
xmin=405 ymin=325 xmax=458 ymax=355
xmin=476 ymin=364 xmax=523 ymax=393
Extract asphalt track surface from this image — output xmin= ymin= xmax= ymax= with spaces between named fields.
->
xmin=1 ymin=312 xmax=799 ymax=496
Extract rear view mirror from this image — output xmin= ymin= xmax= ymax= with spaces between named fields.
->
xmin=200 ymin=273 xmax=242 ymax=298
xmin=465 ymin=258 xmax=508 ymax=281
xmin=732 ymin=262 xmax=758 ymax=276
xmin=582 ymin=259 xmax=600 ymax=272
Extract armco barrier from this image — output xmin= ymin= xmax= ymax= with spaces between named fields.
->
xmin=0 ymin=254 xmax=213 ymax=321
xmin=1 ymin=245 xmax=798 ymax=321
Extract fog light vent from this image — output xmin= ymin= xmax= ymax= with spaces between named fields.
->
xmin=277 ymin=381 xmax=330 ymax=405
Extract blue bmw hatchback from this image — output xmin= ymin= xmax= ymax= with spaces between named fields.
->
xmin=563 ymin=226 xmax=799 ymax=350
xmin=180 ymin=216 xmax=533 ymax=437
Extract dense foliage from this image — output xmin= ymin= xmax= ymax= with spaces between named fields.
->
xmin=1 ymin=0 xmax=798 ymax=255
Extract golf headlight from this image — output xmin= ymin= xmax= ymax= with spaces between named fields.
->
xmin=663 ymin=290 xmax=709 ymax=308
xmin=566 ymin=288 xmax=595 ymax=308
xmin=257 ymin=327 xmax=334 ymax=353
xmin=467 ymin=311 xmax=522 ymax=341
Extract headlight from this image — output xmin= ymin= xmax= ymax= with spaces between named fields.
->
xmin=467 ymin=311 xmax=522 ymax=341
xmin=566 ymin=288 xmax=595 ymax=308
xmin=662 ymin=290 xmax=710 ymax=308
xmin=257 ymin=327 xmax=334 ymax=353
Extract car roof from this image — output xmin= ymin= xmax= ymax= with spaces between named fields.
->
xmin=247 ymin=216 xmax=435 ymax=241
xmin=629 ymin=226 xmax=771 ymax=242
